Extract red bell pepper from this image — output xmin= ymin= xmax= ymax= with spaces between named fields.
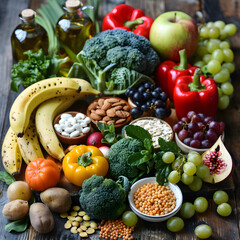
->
xmin=102 ymin=4 xmax=154 ymax=39
xmin=155 ymin=49 xmax=199 ymax=101
xmin=173 ymin=68 xmax=218 ymax=119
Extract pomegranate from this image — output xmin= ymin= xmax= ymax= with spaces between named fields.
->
xmin=202 ymin=136 xmax=232 ymax=184
xmin=86 ymin=132 xmax=105 ymax=148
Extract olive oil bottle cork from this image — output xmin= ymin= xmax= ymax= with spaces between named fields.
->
xmin=56 ymin=0 xmax=95 ymax=59
xmin=11 ymin=8 xmax=48 ymax=62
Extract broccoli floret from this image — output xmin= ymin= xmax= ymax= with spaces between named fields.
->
xmin=108 ymin=138 xmax=144 ymax=180
xmin=68 ymin=29 xmax=159 ymax=94
xmin=79 ymin=175 xmax=127 ymax=220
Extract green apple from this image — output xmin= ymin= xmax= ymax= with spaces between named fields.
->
xmin=149 ymin=11 xmax=198 ymax=61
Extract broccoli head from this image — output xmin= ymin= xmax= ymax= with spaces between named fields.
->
xmin=79 ymin=175 xmax=127 ymax=220
xmin=108 ymin=138 xmax=144 ymax=180
xmin=68 ymin=29 xmax=159 ymax=94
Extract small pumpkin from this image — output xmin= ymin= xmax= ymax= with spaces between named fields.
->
xmin=25 ymin=158 xmax=60 ymax=191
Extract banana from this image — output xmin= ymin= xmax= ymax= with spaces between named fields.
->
xmin=17 ymin=113 xmax=44 ymax=165
xmin=35 ymin=80 xmax=100 ymax=161
xmin=35 ymin=96 xmax=78 ymax=161
xmin=9 ymin=77 xmax=99 ymax=137
xmin=1 ymin=127 xmax=22 ymax=175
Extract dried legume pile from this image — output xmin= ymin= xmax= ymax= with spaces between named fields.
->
xmin=99 ymin=219 xmax=135 ymax=240
xmin=134 ymin=183 xmax=176 ymax=216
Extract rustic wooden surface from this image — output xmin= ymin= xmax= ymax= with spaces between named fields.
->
xmin=0 ymin=0 xmax=240 ymax=239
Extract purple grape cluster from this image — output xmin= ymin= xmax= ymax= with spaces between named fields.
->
xmin=125 ymin=82 xmax=171 ymax=119
xmin=173 ymin=111 xmax=225 ymax=149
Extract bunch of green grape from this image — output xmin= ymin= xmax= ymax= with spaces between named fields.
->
xmin=192 ymin=20 xmax=238 ymax=110
xmin=165 ymin=151 xmax=210 ymax=191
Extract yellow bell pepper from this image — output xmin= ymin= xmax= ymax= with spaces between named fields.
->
xmin=62 ymin=145 xmax=109 ymax=187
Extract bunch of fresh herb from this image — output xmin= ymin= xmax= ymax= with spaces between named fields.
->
xmin=11 ymin=49 xmax=68 ymax=92
xmin=96 ymin=122 xmax=122 ymax=145
xmin=125 ymin=125 xmax=184 ymax=185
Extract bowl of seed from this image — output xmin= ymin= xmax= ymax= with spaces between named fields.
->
xmin=128 ymin=177 xmax=183 ymax=222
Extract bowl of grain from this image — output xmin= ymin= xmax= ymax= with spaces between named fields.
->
xmin=127 ymin=117 xmax=174 ymax=149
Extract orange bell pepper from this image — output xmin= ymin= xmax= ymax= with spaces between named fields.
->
xmin=62 ymin=145 xmax=109 ymax=187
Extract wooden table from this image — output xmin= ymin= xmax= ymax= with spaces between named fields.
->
xmin=0 ymin=0 xmax=240 ymax=239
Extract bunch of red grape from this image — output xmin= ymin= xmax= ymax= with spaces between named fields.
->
xmin=173 ymin=111 xmax=225 ymax=149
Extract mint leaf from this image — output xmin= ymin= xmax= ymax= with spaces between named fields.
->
xmin=105 ymin=132 xmax=115 ymax=143
xmin=125 ymin=125 xmax=151 ymax=142
xmin=0 ymin=171 xmax=16 ymax=185
xmin=158 ymin=137 xmax=181 ymax=153
xmin=156 ymin=165 xmax=171 ymax=186
xmin=143 ymin=138 xmax=153 ymax=152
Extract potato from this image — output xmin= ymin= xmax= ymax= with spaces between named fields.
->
xmin=7 ymin=181 xmax=32 ymax=201
xmin=2 ymin=199 xmax=29 ymax=220
xmin=29 ymin=203 xmax=54 ymax=234
xmin=40 ymin=187 xmax=72 ymax=213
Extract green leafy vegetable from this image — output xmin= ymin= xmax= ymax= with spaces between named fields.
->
xmin=68 ymin=29 xmax=159 ymax=95
xmin=158 ymin=137 xmax=182 ymax=153
xmin=0 ymin=171 xmax=16 ymax=185
xmin=125 ymin=125 xmax=152 ymax=142
xmin=11 ymin=49 xmax=68 ymax=92
xmin=96 ymin=122 xmax=122 ymax=145
xmin=5 ymin=215 xmax=29 ymax=233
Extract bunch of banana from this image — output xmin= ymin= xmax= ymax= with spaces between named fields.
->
xmin=2 ymin=77 xmax=99 ymax=174
xmin=9 ymin=77 xmax=99 ymax=137
xmin=1 ymin=128 xmax=22 ymax=175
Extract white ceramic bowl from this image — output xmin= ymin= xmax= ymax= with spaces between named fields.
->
xmin=175 ymin=132 xmax=225 ymax=154
xmin=128 ymin=177 xmax=183 ymax=222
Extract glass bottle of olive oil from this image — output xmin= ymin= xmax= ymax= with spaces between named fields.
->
xmin=56 ymin=0 xmax=95 ymax=59
xmin=11 ymin=9 xmax=48 ymax=62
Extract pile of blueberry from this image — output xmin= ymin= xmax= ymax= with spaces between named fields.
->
xmin=125 ymin=82 xmax=171 ymax=119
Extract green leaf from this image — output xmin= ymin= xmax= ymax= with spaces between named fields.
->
xmin=0 ymin=171 xmax=16 ymax=185
xmin=116 ymin=176 xmax=130 ymax=193
xmin=158 ymin=137 xmax=181 ymax=153
xmin=105 ymin=132 xmax=115 ymax=143
xmin=128 ymin=153 xmax=151 ymax=166
xmin=108 ymin=123 xmax=115 ymax=133
xmin=125 ymin=125 xmax=151 ymax=142
xmin=5 ymin=215 xmax=29 ymax=233
xmin=143 ymin=138 xmax=153 ymax=152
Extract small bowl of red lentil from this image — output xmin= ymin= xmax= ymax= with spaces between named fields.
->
xmin=128 ymin=177 xmax=183 ymax=222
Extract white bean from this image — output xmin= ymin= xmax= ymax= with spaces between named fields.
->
xmin=60 ymin=123 xmax=66 ymax=130
xmin=67 ymin=117 xmax=76 ymax=124
xmin=81 ymin=122 xmax=88 ymax=128
xmin=61 ymin=132 xmax=70 ymax=137
xmin=70 ymin=130 xmax=80 ymax=137
xmin=59 ymin=118 xmax=66 ymax=125
xmin=64 ymin=121 xmax=71 ymax=128
xmin=82 ymin=127 xmax=90 ymax=134
xmin=84 ymin=117 xmax=91 ymax=124
xmin=76 ymin=113 xmax=85 ymax=119
xmin=54 ymin=124 xmax=62 ymax=133
xmin=73 ymin=124 xmax=82 ymax=131
xmin=61 ymin=113 xmax=72 ymax=119
xmin=65 ymin=126 xmax=75 ymax=133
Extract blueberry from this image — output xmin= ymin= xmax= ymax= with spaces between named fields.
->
xmin=130 ymin=107 xmax=143 ymax=119
xmin=133 ymin=92 xmax=142 ymax=102
xmin=141 ymin=104 xmax=149 ymax=112
xmin=154 ymin=99 xmax=166 ymax=108
xmin=151 ymin=98 xmax=157 ymax=104
xmin=152 ymin=90 xmax=160 ymax=98
xmin=155 ymin=87 xmax=162 ymax=93
xmin=155 ymin=107 xmax=169 ymax=119
xmin=134 ymin=101 xmax=141 ymax=107
xmin=150 ymin=83 xmax=155 ymax=91
xmin=146 ymin=101 xmax=152 ymax=108
xmin=138 ymin=86 xmax=146 ymax=94
xmin=129 ymin=89 xmax=136 ymax=98
xmin=143 ymin=91 xmax=151 ymax=100
xmin=144 ymin=82 xmax=151 ymax=89
xmin=160 ymin=92 xmax=168 ymax=101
